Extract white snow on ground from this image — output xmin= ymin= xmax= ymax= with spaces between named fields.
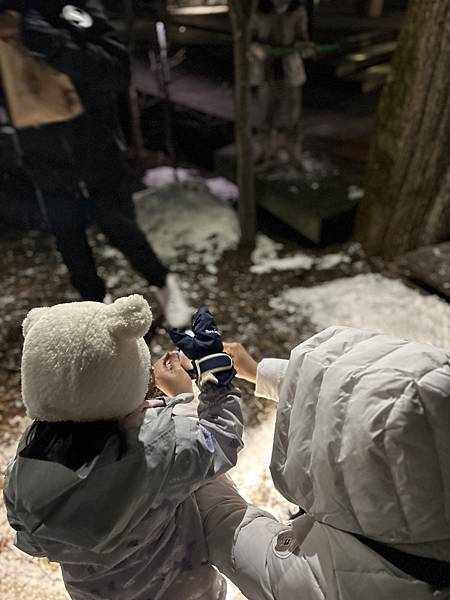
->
xmin=251 ymin=234 xmax=284 ymax=265
xmin=250 ymin=248 xmax=351 ymax=274
xmin=270 ymin=273 xmax=450 ymax=348
xmin=137 ymin=170 xmax=353 ymax=276
xmin=251 ymin=253 xmax=314 ymax=274
xmin=142 ymin=166 xmax=197 ymax=188
xmin=315 ymin=252 xmax=351 ymax=270
xmin=204 ymin=177 xmax=239 ymax=203
xmin=137 ymin=168 xmax=241 ymax=265
xmin=134 ymin=185 xmax=240 ymax=264
xmin=142 ymin=167 xmax=239 ymax=203
xmin=249 ymin=230 xmax=357 ymax=275
xmin=134 ymin=179 xmax=295 ymax=271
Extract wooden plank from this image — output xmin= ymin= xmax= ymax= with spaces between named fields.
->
xmin=132 ymin=59 xmax=235 ymax=121
xmin=336 ymin=41 xmax=396 ymax=77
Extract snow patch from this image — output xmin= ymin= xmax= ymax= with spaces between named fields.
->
xmin=271 ymin=273 xmax=450 ymax=348
xmin=250 ymin=247 xmax=351 ymax=274
xmin=142 ymin=167 xmax=238 ymax=203
xmin=205 ymin=177 xmax=239 ymax=203
xmin=133 ymin=184 xmax=239 ymax=264
xmin=316 ymin=252 xmax=351 ymax=270
xmin=251 ymin=253 xmax=314 ymax=274
xmin=142 ymin=166 xmax=196 ymax=188
xmin=251 ymin=234 xmax=284 ymax=265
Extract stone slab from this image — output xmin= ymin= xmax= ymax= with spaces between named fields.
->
xmin=396 ymin=243 xmax=450 ymax=300
xmin=215 ymin=143 xmax=359 ymax=245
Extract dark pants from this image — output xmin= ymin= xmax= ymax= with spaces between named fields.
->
xmin=41 ymin=167 xmax=168 ymax=302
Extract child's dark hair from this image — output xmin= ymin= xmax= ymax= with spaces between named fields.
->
xmin=20 ymin=419 xmax=127 ymax=471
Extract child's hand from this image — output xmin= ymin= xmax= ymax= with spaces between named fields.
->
xmin=154 ymin=352 xmax=193 ymax=397
xmin=223 ymin=343 xmax=258 ymax=384
xmin=179 ymin=350 xmax=193 ymax=372
xmin=169 ymin=308 xmax=236 ymax=386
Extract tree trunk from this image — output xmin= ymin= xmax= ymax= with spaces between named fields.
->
xmin=354 ymin=0 xmax=450 ymax=259
xmin=229 ymin=0 xmax=257 ymax=251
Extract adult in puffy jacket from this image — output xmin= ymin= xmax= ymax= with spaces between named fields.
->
xmin=0 ymin=0 xmax=191 ymax=326
xmin=196 ymin=327 xmax=450 ymax=599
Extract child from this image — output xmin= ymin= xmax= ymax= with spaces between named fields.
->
xmin=197 ymin=327 xmax=450 ymax=600
xmin=3 ymin=295 xmax=242 ymax=600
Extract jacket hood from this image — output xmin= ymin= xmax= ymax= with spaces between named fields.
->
xmin=270 ymin=326 xmax=450 ymax=559
xmin=3 ymin=406 xmax=176 ymax=559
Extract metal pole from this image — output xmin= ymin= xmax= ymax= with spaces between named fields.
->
xmin=155 ymin=20 xmax=177 ymax=165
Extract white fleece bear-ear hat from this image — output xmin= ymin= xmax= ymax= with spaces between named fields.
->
xmin=21 ymin=295 xmax=152 ymax=422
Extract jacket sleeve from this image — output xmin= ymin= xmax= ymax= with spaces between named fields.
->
xmin=3 ymin=457 xmax=46 ymax=557
xmin=255 ymin=358 xmax=289 ymax=402
xmin=14 ymin=531 xmax=47 ymax=557
xmin=21 ymin=1 xmax=130 ymax=93
xmin=50 ymin=32 xmax=130 ymax=93
xmin=167 ymin=384 xmax=243 ymax=497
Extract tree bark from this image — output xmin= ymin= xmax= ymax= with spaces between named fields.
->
xmin=229 ymin=0 xmax=257 ymax=251
xmin=354 ymin=0 xmax=450 ymax=259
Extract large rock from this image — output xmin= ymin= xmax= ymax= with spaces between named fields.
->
xmin=396 ymin=243 xmax=450 ymax=300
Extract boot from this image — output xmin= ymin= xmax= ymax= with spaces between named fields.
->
xmin=155 ymin=274 xmax=193 ymax=329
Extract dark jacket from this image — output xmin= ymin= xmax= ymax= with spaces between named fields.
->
xmin=0 ymin=0 xmax=130 ymax=192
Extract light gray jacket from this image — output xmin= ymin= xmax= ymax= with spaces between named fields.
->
xmin=3 ymin=384 xmax=243 ymax=600
xmin=200 ymin=326 xmax=450 ymax=600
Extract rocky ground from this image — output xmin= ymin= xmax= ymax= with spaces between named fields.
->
xmin=1 ymin=172 xmax=449 ymax=600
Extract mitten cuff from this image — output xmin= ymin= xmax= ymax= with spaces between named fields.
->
xmin=194 ymin=353 xmax=235 ymax=387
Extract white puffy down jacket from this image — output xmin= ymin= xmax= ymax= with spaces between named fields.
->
xmin=251 ymin=325 xmax=450 ymax=599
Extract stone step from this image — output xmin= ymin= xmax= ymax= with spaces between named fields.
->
xmin=395 ymin=243 xmax=450 ymax=301
xmin=215 ymin=144 xmax=360 ymax=246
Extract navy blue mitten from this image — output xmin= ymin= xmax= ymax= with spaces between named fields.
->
xmin=169 ymin=308 xmax=236 ymax=386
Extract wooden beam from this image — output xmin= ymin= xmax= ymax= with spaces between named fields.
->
xmin=368 ymin=0 xmax=384 ymax=18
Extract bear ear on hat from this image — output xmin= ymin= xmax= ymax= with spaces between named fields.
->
xmin=22 ymin=306 xmax=50 ymax=338
xmin=105 ymin=294 xmax=152 ymax=340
